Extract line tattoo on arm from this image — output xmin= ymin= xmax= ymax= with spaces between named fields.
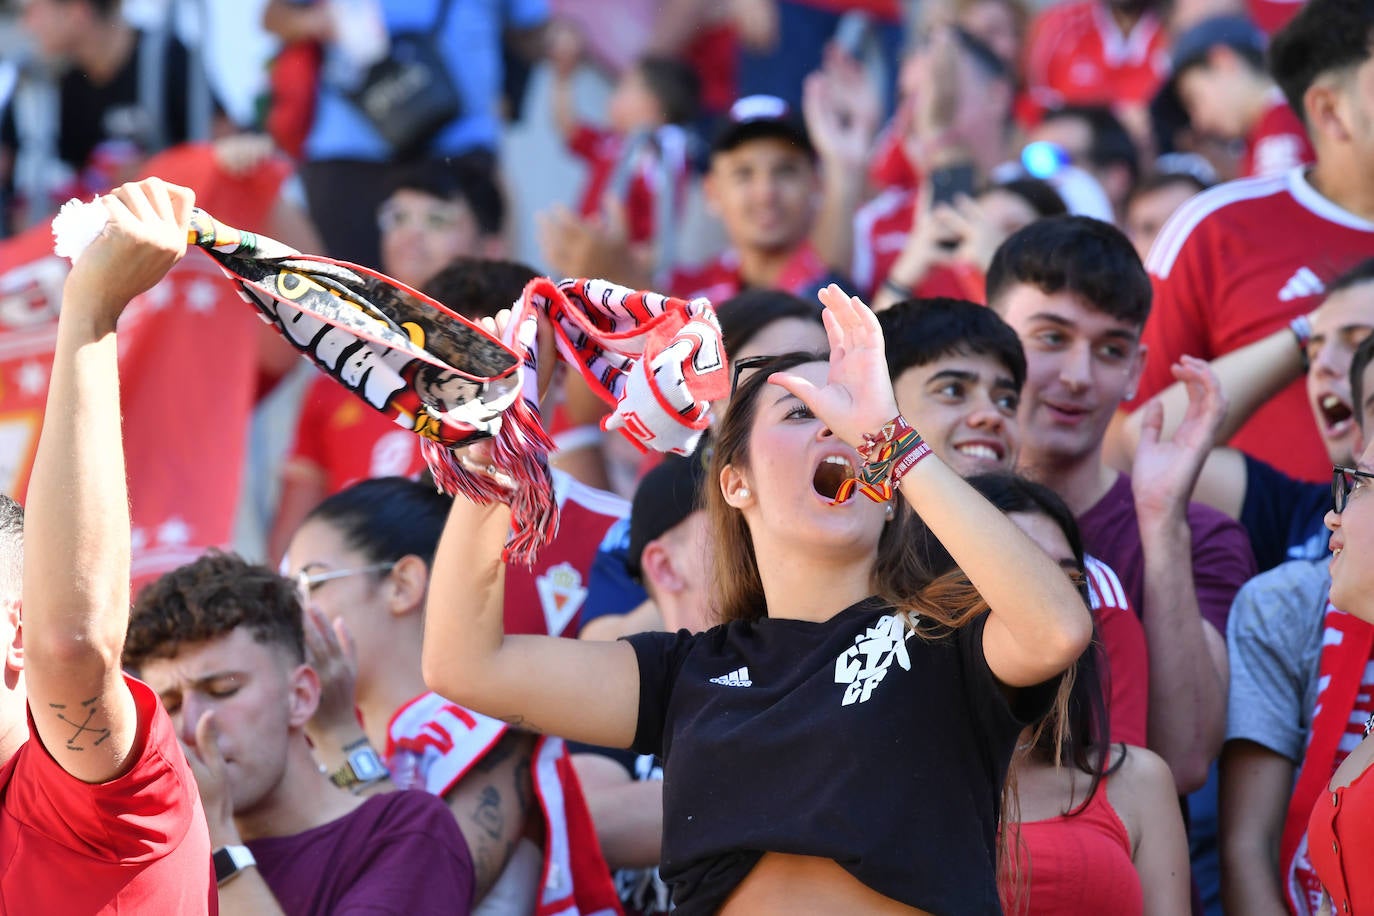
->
xmin=48 ymin=695 xmax=111 ymax=751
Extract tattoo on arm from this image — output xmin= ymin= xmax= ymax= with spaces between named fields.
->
xmin=48 ymin=696 xmax=111 ymax=751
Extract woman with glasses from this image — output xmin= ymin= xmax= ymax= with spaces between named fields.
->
xmin=422 ymin=284 xmax=1092 ymax=913
xmin=951 ymin=473 xmax=1190 ymax=915
xmin=1306 ymin=461 xmax=1374 ymax=914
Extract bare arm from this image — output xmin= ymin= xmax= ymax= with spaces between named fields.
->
xmin=1114 ymin=747 xmax=1192 ymax=916
xmin=1105 ymin=318 xmax=1307 ymax=475
xmin=1219 ymin=741 xmax=1295 ymax=916
xmin=421 ymin=495 xmax=642 ymax=749
xmin=445 ymin=730 xmax=538 ymax=899
xmin=804 ymin=47 xmax=879 ymax=277
xmin=580 ymin=600 xmax=665 ymax=642
xmin=24 ymin=180 xmax=193 ymax=784
xmin=773 ymin=287 xmax=1093 ymax=688
xmin=572 ymin=753 xmax=664 ymax=869
xmin=1132 ymin=398 xmax=1230 ymax=792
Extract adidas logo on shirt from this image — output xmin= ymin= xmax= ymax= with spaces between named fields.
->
xmin=709 ymin=667 xmax=752 ymax=687
xmin=1279 ymin=266 xmax=1325 ymax=302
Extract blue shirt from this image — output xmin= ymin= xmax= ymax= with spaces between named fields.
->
xmin=305 ymin=0 xmax=548 ymax=161
xmin=1240 ymin=455 xmax=1332 ymax=573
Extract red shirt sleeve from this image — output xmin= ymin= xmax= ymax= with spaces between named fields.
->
xmin=288 ymin=374 xmax=342 ymax=471
xmin=1096 ymin=602 xmax=1149 ymax=748
xmin=1130 ymin=230 xmax=1216 ymax=408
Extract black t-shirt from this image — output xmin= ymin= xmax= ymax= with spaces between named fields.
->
xmin=1 ymin=31 xmax=195 ymax=173
xmin=1240 ymin=455 xmax=1332 ymax=573
xmin=625 ymin=597 xmax=1056 ymax=915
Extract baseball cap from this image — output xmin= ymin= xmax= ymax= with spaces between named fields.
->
xmin=711 ymin=95 xmax=815 ymax=158
xmin=626 ymin=451 xmax=710 ymax=582
xmin=1156 ymin=16 xmax=1268 ymax=126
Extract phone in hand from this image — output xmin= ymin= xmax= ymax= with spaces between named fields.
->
xmin=928 ymin=163 xmax=977 ymax=250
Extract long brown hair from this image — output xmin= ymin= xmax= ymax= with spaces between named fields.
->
xmin=707 ymin=351 xmax=989 ymax=629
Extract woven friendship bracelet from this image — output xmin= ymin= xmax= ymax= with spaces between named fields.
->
xmin=831 ymin=415 xmax=933 ymax=505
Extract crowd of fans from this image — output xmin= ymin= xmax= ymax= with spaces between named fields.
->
xmin=2 ymin=0 xmax=1374 ymax=913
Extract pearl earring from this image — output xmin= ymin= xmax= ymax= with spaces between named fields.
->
xmin=884 ymin=503 xmax=895 ymax=521
xmin=738 ymin=488 xmax=750 ymax=500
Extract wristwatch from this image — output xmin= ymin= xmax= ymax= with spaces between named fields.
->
xmin=328 ymin=738 xmax=390 ymax=791
xmin=213 ymin=845 xmax=256 ymax=886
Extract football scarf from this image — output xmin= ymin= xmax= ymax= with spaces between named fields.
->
xmin=52 ymin=200 xmax=727 ymax=564
xmin=1281 ymin=603 xmax=1374 ymax=914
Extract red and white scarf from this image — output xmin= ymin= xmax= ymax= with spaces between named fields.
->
xmin=53 ymin=203 xmax=727 ymax=565
xmin=1282 ymin=603 xmax=1374 ymax=914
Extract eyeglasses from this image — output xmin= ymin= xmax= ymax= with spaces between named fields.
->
xmin=728 ymin=352 xmax=828 ymax=400
xmin=1332 ymin=465 xmax=1374 ymax=513
xmin=294 ymin=563 xmax=395 ymax=607
xmin=377 ymin=202 xmax=467 ymax=234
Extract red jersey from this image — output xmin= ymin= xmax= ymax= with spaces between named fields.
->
xmin=0 ymin=676 xmax=215 ymax=914
xmin=1138 ymin=169 xmax=1374 ymax=483
xmin=668 ymin=241 xmax=841 ymax=304
xmin=1240 ymin=95 xmax=1314 ymax=179
xmin=867 ymin=118 xmax=921 ymax=193
xmin=1248 ymin=0 xmax=1304 ymax=34
xmin=568 ymin=124 xmax=691 ymax=245
xmin=0 ymin=144 xmax=291 ymax=587
xmin=504 ymin=469 xmax=630 ymax=637
xmin=1025 ymin=1 xmax=1169 ymax=110
xmin=1086 ymin=554 xmax=1149 ymax=748
xmin=286 ymin=373 xmax=427 ymax=496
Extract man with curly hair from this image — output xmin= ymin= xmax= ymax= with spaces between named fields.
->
xmin=126 ymin=548 xmax=478 ymax=915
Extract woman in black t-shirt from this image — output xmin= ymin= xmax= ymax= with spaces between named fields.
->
xmin=423 ymin=284 xmax=1093 ymax=913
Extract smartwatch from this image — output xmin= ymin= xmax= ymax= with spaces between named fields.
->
xmin=328 ymin=738 xmax=390 ymax=791
xmin=213 ymin=845 xmax=256 ymax=886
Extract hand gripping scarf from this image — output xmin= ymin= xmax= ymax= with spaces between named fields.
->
xmin=52 ymin=200 xmax=727 ymax=564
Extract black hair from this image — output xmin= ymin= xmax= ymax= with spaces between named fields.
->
xmin=305 ymin=477 xmax=453 ymax=567
xmin=421 ymin=257 xmax=539 ymax=322
xmin=960 ymin=473 xmax=1116 ymax=811
xmin=985 ymin=177 xmax=1068 ymax=218
xmin=637 ymin=55 xmax=701 ymax=126
xmin=879 ymin=297 xmax=1027 ymax=392
xmin=1335 ymin=259 xmax=1374 ymax=429
xmin=382 ymin=160 xmax=506 ymax=237
xmin=1352 ymin=335 xmax=1374 ymax=433
xmin=986 ymin=215 xmax=1152 ymax=328
xmin=1126 ymin=170 xmax=1209 ymax=209
xmin=1042 ymin=105 xmax=1142 ymax=185
xmin=715 ymin=289 xmax=824 ymax=358
xmin=1270 ymin=0 xmax=1374 ymax=128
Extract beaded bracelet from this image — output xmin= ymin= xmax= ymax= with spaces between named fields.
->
xmin=831 ymin=415 xmax=933 ymax=504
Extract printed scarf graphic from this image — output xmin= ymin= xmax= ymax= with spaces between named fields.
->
xmin=834 ymin=614 xmax=915 ymax=706
xmin=52 ymin=201 xmax=728 ymax=565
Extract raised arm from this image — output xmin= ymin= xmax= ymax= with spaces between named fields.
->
xmin=1105 ymin=313 xmax=1308 ymax=477
xmin=24 ymin=179 xmax=194 ymax=783
xmin=421 ymin=480 xmax=642 ymax=749
xmin=772 ymin=286 xmax=1093 ymax=688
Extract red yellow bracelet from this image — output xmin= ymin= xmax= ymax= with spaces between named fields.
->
xmin=831 ymin=415 xmax=932 ymax=505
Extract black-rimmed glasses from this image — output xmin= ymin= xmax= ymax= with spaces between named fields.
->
xmin=1332 ymin=465 xmax=1374 ymax=513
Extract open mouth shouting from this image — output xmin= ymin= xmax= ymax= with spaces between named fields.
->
xmin=1318 ymin=392 xmax=1355 ymax=439
xmin=813 ymin=453 xmax=857 ymax=502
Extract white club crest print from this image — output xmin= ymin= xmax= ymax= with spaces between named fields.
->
xmin=834 ymin=614 xmax=915 ymax=705
xmin=535 ymin=561 xmax=589 ymax=636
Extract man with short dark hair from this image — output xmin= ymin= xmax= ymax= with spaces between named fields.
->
xmin=879 ymin=296 xmax=1149 ymax=748
xmin=128 ymin=551 xmax=476 ymax=914
xmin=987 ymin=215 xmax=1257 ymax=794
xmin=0 ymin=178 xmax=214 ymax=911
xmin=669 ymin=94 xmax=852 ymax=303
xmin=1125 ymin=0 xmax=1374 ymax=484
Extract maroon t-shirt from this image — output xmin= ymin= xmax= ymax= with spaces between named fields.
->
xmin=1078 ymin=473 xmax=1256 ymax=638
xmin=249 ymin=790 xmax=475 ymax=915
